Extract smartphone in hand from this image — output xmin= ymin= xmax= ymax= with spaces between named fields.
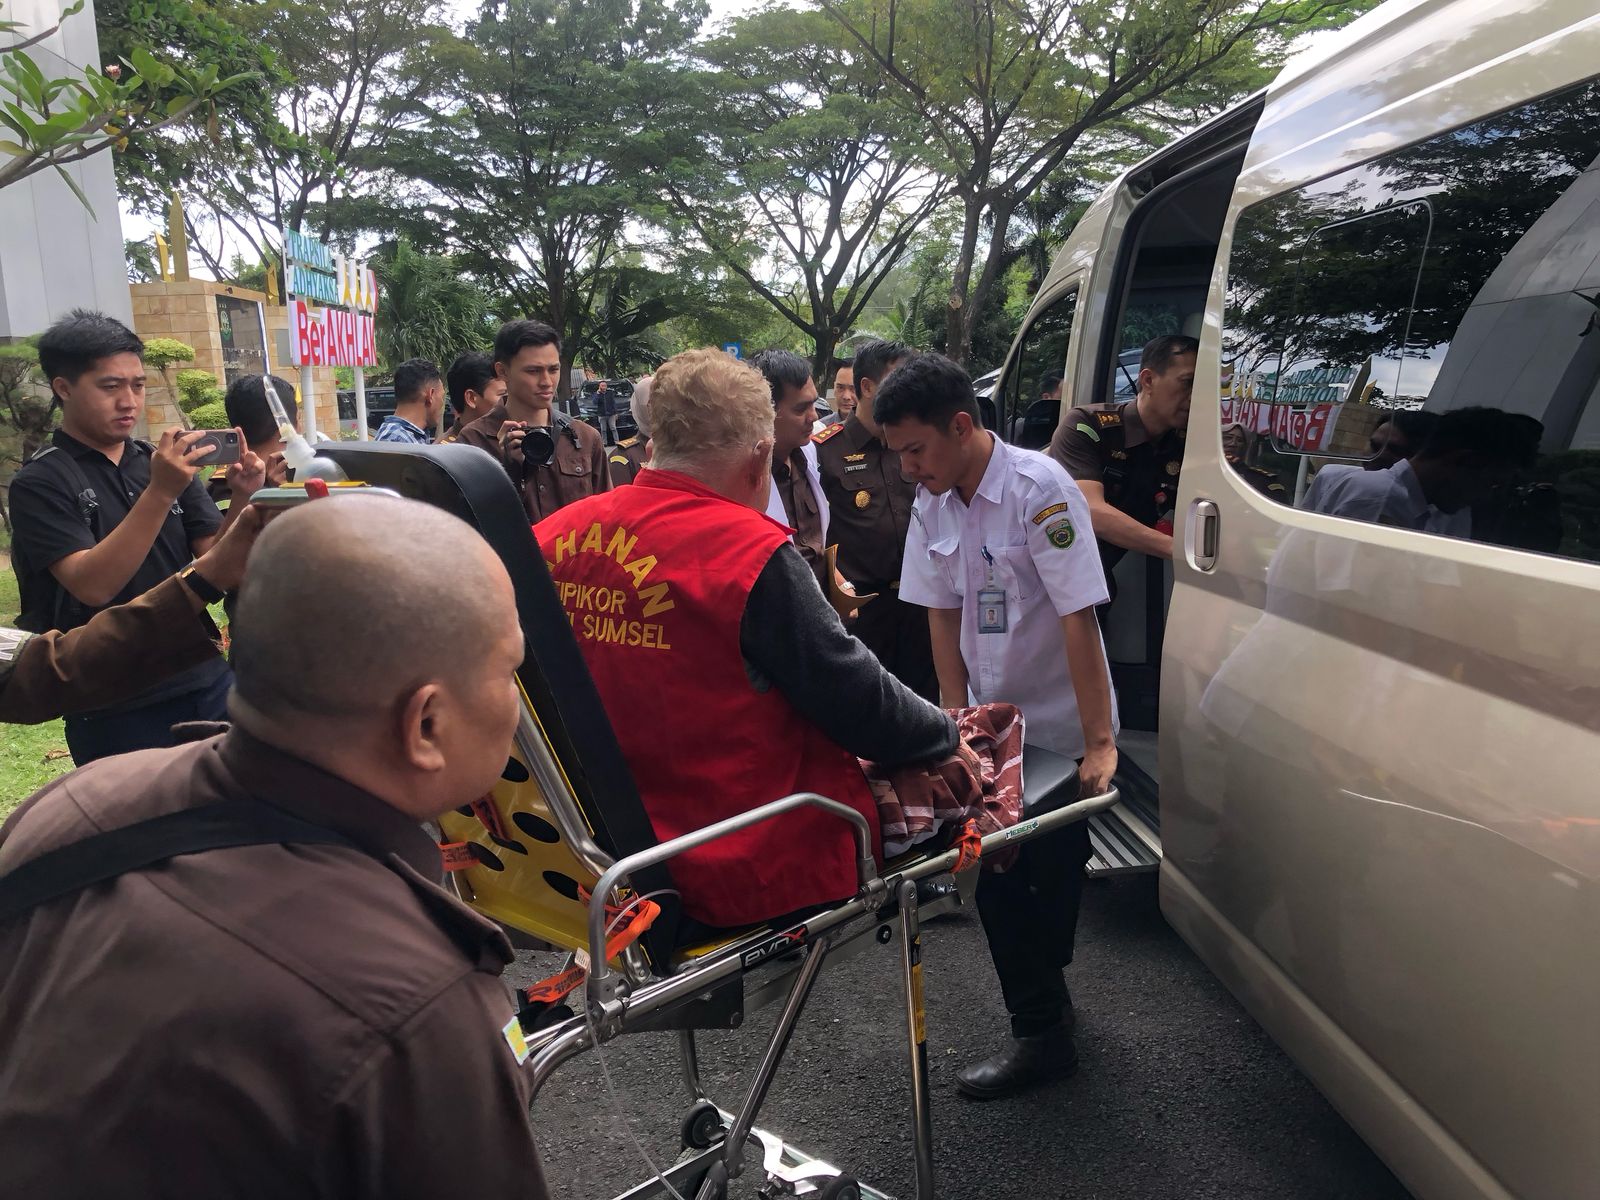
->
xmin=189 ymin=430 xmax=244 ymax=467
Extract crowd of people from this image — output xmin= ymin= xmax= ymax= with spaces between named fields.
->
xmin=0 ymin=306 xmax=1212 ymax=1196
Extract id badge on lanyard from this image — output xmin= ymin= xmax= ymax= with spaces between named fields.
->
xmin=978 ymin=545 xmax=1007 ymax=634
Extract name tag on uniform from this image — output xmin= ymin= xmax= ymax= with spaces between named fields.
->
xmin=978 ymin=588 xmax=1008 ymax=634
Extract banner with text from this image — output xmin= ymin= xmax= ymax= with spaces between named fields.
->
xmin=289 ymin=299 xmax=378 ymax=367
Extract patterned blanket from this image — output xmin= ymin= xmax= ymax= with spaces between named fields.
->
xmin=861 ymin=703 xmax=1025 ymax=871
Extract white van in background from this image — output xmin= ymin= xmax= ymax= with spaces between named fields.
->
xmin=994 ymin=2 xmax=1600 ymax=1197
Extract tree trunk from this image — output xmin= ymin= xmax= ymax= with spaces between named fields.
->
xmin=961 ymin=200 xmax=1018 ymax=368
xmin=811 ymin=325 xmax=839 ymax=384
xmin=945 ymin=196 xmax=984 ymax=367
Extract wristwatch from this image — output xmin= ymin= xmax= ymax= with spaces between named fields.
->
xmin=177 ymin=561 xmax=226 ymax=604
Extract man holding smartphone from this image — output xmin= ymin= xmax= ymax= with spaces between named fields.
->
xmin=8 ymin=310 xmax=234 ymax=764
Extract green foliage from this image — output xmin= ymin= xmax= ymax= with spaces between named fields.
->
xmin=361 ymin=0 xmax=707 ymax=378
xmin=372 ymin=238 xmax=493 ymax=367
xmin=175 ymin=368 xmax=223 ymax=413
xmin=0 ymin=340 xmax=51 ymax=469
xmin=185 ymin=398 xmax=229 ymax=429
xmin=0 ymin=0 xmax=255 ymax=208
xmin=125 ymin=237 xmax=159 ymax=282
xmin=821 ymin=0 xmax=1379 ymax=362
xmin=650 ymin=4 xmax=943 ymax=372
xmin=140 ymin=337 xmax=194 ymax=372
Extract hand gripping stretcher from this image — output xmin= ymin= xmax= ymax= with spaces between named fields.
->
xmin=314 ymin=444 xmax=1121 ymax=1199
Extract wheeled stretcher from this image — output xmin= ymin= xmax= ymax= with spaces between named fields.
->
xmin=314 ymin=443 xmax=1120 ymax=1199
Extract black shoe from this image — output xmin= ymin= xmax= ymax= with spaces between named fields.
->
xmin=954 ymin=1028 xmax=1079 ymax=1101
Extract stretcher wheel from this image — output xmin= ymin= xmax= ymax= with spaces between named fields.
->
xmin=817 ymin=1178 xmax=861 ymax=1200
xmin=680 ymin=1099 xmax=725 ymax=1150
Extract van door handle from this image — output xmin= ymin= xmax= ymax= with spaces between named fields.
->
xmin=1186 ymin=499 xmax=1219 ymax=572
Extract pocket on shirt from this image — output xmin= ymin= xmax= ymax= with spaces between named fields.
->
xmin=993 ymin=545 xmax=1040 ymax=603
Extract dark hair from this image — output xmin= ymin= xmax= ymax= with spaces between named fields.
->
xmin=1041 ymin=373 xmax=1063 ymax=392
xmin=1420 ymin=407 xmax=1541 ymax=466
xmin=37 ymin=309 xmax=144 ymax=388
xmin=393 ymin=358 xmax=443 ymax=404
xmin=1140 ymin=334 xmax=1200 ymax=377
xmin=224 ymin=374 xmax=298 ymax=446
xmin=1373 ymin=410 xmax=1439 ymax=449
xmin=494 ymin=319 xmax=562 ymax=365
xmin=853 ymin=339 xmax=912 ymax=386
xmin=447 ymin=351 xmax=497 ymax=411
xmin=749 ymin=348 xmax=812 ymax=406
xmin=873 ymin=353 xmax=980 ymax=430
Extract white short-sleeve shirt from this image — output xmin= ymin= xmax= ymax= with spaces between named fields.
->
xmin=899 ymin=437 xmax=1118 ymax=759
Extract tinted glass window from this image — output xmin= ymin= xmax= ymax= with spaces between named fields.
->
xmin=1221 ymin=79 xmax=1600 ymax=565
xmin=1000 ymin=288 xmax=1076 ymax=447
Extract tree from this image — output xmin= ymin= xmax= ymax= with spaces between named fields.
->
xmin=371 ymin=238 xmax=492 ymax=366
xmin=0 ymin=0 xmax=252 ymax=206
xmin=581 ymin=268 xmax=684 ymax=377
xmin=363 ymin=0 xmax=707 ymax=395
xmin=823 ymin=0 xmax=1375 ymax=365
xmin=106 ymin=0 xmax=451 ymax=273
xmin=654 ymin=5 xmax=946 ymax=374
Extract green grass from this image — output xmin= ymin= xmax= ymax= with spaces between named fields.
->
xmin=1 ymin=553 xmax=74 ymax=817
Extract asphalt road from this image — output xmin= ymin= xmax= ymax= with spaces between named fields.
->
xmin=514 ymin=875 xmax=1414 ymax=1200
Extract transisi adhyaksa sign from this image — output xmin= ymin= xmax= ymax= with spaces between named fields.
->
xmin=1220 ymin=362 xmax=1367 ymax=453
xmin=282 ymin=227 xmax=379 ymax=367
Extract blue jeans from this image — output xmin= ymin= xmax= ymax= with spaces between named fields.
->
xmin=64 ymin=667 xmax=233 ymax=766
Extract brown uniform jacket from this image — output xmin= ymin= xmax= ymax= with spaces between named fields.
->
xmin=0 ymin=575 xmax=219 ymax=724
xmin=812 ymin=416 xmax=917 ymax=590
xmin=773 ymin=446 xmax=827 ymax=587
xmin=457 ymin=403 xmax=612 ymax=522
xmin=0 ymin=728 xmax=549 ymax=1200
xmin=608 ymin=435 xmax=648 ymax=486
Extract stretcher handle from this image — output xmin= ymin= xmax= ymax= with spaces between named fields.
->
xmin=586 ymin=792 xmax=875 ymax=1006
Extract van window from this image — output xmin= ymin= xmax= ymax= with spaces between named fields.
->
xmin=1000 ymin=288 xmax=1077 ymax=447
xmin=1221 ymin=77 xmax=1600 ymax=565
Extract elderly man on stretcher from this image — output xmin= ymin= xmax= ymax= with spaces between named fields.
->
xmin=534 ymin=348 xmax=1077 ymax=1101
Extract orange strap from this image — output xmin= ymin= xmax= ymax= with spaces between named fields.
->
xmin=439 ymin=842 xmax=477 ymax=872
xmin=469 ymin=795 xmax=509 ymax=840
xmin=952 ymin=819 xmax=984 ymax=873
xmin=524 ymin=963 xmax=586 ymax=1007
xmin=577 ymin=886 xmax=663 ymax=961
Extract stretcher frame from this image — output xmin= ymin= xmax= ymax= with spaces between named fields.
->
xmin=311 ymin=443 xmax=1121 ymax=1200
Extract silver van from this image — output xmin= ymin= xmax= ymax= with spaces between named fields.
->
xmin=994 ymin=2 xmax=1600 ymax=1196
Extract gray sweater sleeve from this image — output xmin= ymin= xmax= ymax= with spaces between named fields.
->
xmin=739 ymin=544 xmax=958 ymax=766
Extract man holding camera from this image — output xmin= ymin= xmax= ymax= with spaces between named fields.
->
xmin=457 ymin=320 xmax=611 ymax=521
xmin=8 ymin=311 xmax=251 ymax=765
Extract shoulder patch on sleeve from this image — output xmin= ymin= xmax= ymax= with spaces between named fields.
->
xmin=1031 ymin=502 xmax=1069 ymax=526
xmin=811 ymin=423 xmax=845 ymax=444
xmin=1044 ymin=517 xmax=1076 ymax=549
xmin=1074 ymin=421 xmax=1100 ymax=443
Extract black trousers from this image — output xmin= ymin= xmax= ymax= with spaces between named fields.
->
xmin=63 ymin=669 xmax=232 ymax=766
xmin=975 ymin=816 xmax=1092 ymax=1038
xmin=852 ymin=590 xmax=939 ymax=704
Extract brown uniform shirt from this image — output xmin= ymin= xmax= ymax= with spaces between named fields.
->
xmin=812 ymin=418 xmax=937 ymax=702
xmin=0 ymin=575 xmax=219 ymax=724
xmin=0 ymin=728 xmax=549 ymax=1200
xmin=457 ymin=403 xmax=612 ymax=523
xmin=608 ymin=435 xmax=648 ymax=486
xmin=773 ymin=446 xmax=826 ymax=586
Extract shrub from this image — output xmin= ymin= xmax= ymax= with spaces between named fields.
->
xmin=176 ymin=369 xmax=224 ymax=414
xmin=142 ymin=338 xmax=195 ymax=374
xmin=185 ymin=400 xmax=230 ymax=429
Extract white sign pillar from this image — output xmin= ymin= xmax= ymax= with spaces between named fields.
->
xmin=355 ymin=366 xmax=368 ymax=441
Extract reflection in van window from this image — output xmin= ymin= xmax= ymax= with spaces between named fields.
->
xmin=1221 ymin=78 xmax=1600 ymax=565
xmin=999 ymin=288 xmax=1076 ymax=448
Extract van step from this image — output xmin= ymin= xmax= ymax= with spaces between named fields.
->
xmin=1087 ymin=807 xmax=1161 ymax=875
xmin=1086 ymin=747 xmax=1162 ymax=876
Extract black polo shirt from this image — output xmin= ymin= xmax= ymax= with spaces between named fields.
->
xmin=8 ymin=429 xmax=226 ymax=709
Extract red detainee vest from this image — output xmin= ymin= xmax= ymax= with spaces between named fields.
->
xmin=534 ymin=469 xmax=880 ymax=928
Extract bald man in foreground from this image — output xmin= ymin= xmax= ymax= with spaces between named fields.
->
xmin=0 ymin=496 xmax=548 ymax=1199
